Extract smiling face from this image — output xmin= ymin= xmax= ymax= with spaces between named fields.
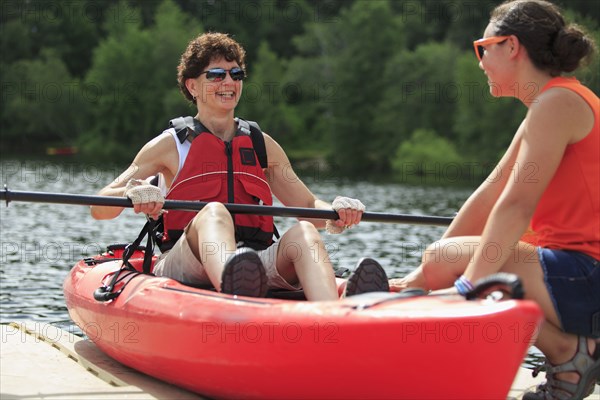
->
xmin=187 ymin=58 xmax=243 ymax=115
xmin=177 ymin=32 xmax=247 ymax=107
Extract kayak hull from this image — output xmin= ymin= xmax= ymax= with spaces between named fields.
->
xmin=64 ymin=251 xmax=543 ymax=399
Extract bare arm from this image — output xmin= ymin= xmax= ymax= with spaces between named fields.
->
xmin=263 ymin=133 xmax=361 ymax=230
xmin=91 ymin=133 xmax=177 ymax=220
xmin=442 ymin=121 xmax=525 ymax=239
xmin=463 ymin=88 xmax=594 ymax=282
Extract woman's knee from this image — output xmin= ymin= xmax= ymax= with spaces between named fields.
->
xmin=278 ymin=222 xmax=323 ymax=266
xmin=285 ymin=220 xmax=321 ymax=243
xmin=420 ymin=240 xmax=467 ymax=289
xmin=190 ymin=202 xmax=233 ymax=227
xmin=421 ymin=241 xmax=441 ymax=265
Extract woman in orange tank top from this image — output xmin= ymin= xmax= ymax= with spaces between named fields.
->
xmin=390 ymin=1 xmax=599 ymax=398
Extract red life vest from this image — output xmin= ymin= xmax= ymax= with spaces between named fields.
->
xmin=160 ymin=118 xmax=274 ymax=251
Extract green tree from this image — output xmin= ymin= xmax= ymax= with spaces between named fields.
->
xmin=0 ymin=0 xmax=100 ymax=77
xmin=453 ymin=51 xmax=525 ymax=165
xmin=372 ymin=41 xmax=462 ymax=172
xmin=173 ymin=0 xmax=314 ymax=68
xmin=1 ymin=49 xmax=87 ymax=152
xmin=391 ymin=128 xmax=463 ymax=183
xmin=444 ymin=1 xmax=497 ymax=50
xmin=0 ymin=18 xmax=34 ymax=64
xmin=294 ymin=0 xmax=404 ymax=176
xmin=237 ymin=41 xmax=305 ymax=150
xmin=0 ymin=0 xmax=597 ymax=173
xmin=81 ymin=0 xmax=195 ymax=158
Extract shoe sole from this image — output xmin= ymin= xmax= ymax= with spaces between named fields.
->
xmin=221 ymin=251 xmax=268 ymax=297
xmin=345 ymin=258 xmax=389 ymax=297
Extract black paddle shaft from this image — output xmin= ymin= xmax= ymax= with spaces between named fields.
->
xmin=1 ymin=187 xmax=454 ymax=226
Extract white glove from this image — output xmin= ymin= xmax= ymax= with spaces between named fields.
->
xmin=331 ymin=196 xmax=366 ymax=212
xmin=124 ymin=179 xmax=164 ymax=205
xmin=326 ymin=196 xmax=366 ymax=234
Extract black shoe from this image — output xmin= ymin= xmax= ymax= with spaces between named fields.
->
xmin=221 ymin=248 xmax=268 ymax=297
xmin=344 ymin=257 xmax=389 ymax=297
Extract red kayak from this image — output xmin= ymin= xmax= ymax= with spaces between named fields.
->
xmin=64 ymin=246 xmax=543 ymax=399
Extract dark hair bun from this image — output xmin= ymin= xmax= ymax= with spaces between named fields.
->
xmin=552 ymin=25 xmax=595 ymax=73
xmin=491 ymin=0 xmax=596 ymax=76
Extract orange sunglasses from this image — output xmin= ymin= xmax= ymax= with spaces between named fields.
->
xmin=473 ymin=36 xmax=510 ymax=61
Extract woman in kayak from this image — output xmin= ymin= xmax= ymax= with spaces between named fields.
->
xmin=90 ymin=32 xmax=389 ymax=301
xmin=390 ymin=0 xmax=599 ymax=398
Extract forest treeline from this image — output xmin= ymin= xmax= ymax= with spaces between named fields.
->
xmin=1 ymin=0 xmax=598 ymax=179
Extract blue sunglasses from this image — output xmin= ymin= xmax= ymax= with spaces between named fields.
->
xmin=200 ymin=67 xmax=245 ymax=82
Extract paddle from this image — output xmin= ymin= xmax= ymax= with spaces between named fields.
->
xmin=1 ymin=187 xmax=454 ymax=226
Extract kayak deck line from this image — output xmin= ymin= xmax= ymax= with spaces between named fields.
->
xmin=162 ymin=285 xmax=274 ymax=304
xmin=1 ymin=321 xmax=203 ymax=399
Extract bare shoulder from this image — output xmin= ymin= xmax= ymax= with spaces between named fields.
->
xmin=260 ymin=132 xmax=317 ymax=207
xmin=262 ymin=132 xmax=280 ymax=152
xmin=141 ymin=131 xmax=177 ymax=154
xmin=529 ymin=87 xmax=595 ymax=143
xmin=108 ymin=133 xmax=179 ymax=188
xmin=132 ymin=131 xmax=179 ymax=181
xmin=262 ymin=132 xmax=289 ymax=165
xmin=261 ymin=131 xmax=302 ymax=186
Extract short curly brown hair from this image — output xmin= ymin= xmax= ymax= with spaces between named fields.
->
xmin=177 ymin=32 xmax=246 ymax=103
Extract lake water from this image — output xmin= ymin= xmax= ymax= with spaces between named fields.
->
xmin=0 ymin=158 xmax=471 ymax=322
xmin=0 ymin=158 xmax=542 ymax=366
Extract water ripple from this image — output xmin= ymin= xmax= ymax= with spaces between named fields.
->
xmin=1 ymin=162 xmax=471 ymax=324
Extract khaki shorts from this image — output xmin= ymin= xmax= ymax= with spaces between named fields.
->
xmin=153 ymin=235 xmax=300 ymax=291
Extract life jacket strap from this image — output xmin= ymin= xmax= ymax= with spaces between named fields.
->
xmin=236 ymin=118 xmax=268 ymax=168
xmin=170 ymin=116 xmax=208 ymax=144
xmin=169 ymin=116 xmax=268 ymax=169
xmin=122 ymin=218 xmax=158 ymax=275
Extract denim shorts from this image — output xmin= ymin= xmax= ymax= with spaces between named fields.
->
xmin=538 ymin=248 xmax=600 ymax=338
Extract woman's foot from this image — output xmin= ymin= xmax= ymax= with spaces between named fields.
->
xmin=389 ymin=266 xmax=429 ymax=292
xmin=524 ymin=337 xmax=600 ymax=399
xmin=388 ymin=278 xmax=410 ymax=292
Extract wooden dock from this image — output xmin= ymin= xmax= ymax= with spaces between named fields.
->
xmin=1 ymin=321 xmax=202 ymax=399
xmin=1 ymin=321 xmax=598 ymax=399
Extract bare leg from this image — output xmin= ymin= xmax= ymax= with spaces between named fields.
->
xmin=411 ymin=237 xmax=598 ymax=387
xmin=535 ymin=322 xmax=599 ymax=386
xmin=275 ymin=221 xmax=338 ymax=301
xmin=184 ymin=202 xmax=237 ymax=292
xmin=499 ymin=243 xmax=599 ymax=386
xmin=389 ymin=236 xmax=481 ymax=292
